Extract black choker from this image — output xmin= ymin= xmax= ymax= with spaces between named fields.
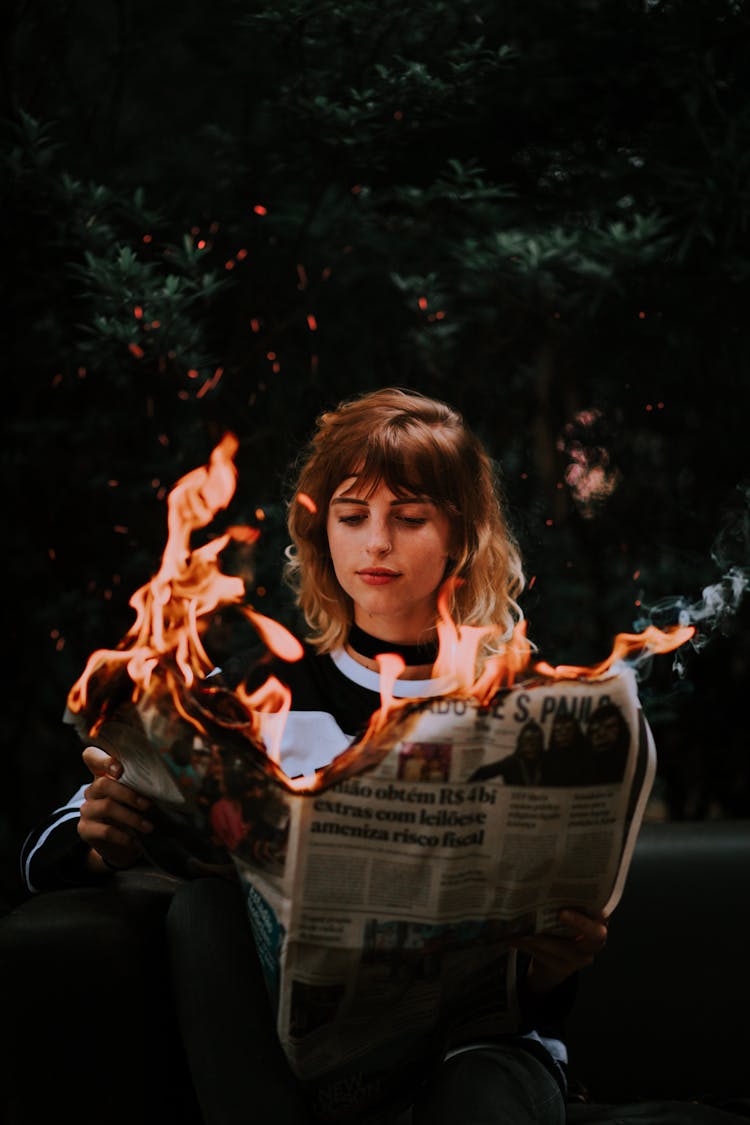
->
xmin=348 ymin=623 xmax=439 ymax=666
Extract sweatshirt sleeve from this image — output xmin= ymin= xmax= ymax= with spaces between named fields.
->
xmin=516 ymin=952 xmax=579 ymax=1041
xmin=19 ymin=784 xmax=105 ymax=893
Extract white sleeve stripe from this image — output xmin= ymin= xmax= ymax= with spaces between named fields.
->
xmin=51 ymin=784 xmax=88 ymax=813
xmin=23 ymin=788 xmax=87 ymax=894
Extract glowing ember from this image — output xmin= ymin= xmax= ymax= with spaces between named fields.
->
xmin=295 ymin=492 xmax=317 ymax=514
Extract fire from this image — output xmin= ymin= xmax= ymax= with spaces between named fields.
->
xmin=366 ymin=654 xmax=406 ymax=735
xmin=66 ymin=437 xmax=696 ymax=808
xmin=431 ymin=577 xmax=693 ymax=698
xmin=67 ymin=434 xmax=302 ymax=740
xmin=533 ymin=624 xmax=696 ymax=681
xmin=433 ymin=578 xmax=496 ymax=692
xmin=358 ymin=582 xmax=694 ymax=741
xmin=471 ymin=621 xmax=533 ymax=705
xmin=236 ymin=676 xmax=292 ymax=764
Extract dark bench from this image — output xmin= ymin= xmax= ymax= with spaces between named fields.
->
xmin=1 ymin=820 xmax=748 ymax=1124
xmin=564 ymin=818 xmax=750 ymax=1122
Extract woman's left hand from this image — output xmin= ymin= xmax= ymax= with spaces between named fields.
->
xmin=512 ymin=908 xmax=609 ymax=995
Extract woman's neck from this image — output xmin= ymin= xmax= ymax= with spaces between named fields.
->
xmin=345 ymin=622 xmax=438 ymax=680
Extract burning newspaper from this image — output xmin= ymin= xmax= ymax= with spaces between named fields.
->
xmin=63 ymin=437 xmax=692 ymax=1120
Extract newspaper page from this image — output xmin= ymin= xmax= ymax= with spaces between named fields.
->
xmin=67 ymin=663 xmax=653 ymax=1120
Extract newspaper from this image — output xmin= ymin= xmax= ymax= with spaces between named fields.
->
xmin=66 ymin=662 xmax=654 ymax=1121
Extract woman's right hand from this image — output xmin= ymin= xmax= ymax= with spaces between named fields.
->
xmin=78 ymin=746 xmax=154 ymax=872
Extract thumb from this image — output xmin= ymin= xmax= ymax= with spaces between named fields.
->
xmin=82 ymin=744 xmax=123 ymax=780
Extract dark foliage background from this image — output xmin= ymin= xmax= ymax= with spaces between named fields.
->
xmin=2 ymin=0 xmax=749 ymax=908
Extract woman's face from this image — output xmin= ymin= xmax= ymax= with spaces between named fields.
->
xmin=326 ymin=477 xmax=453 ymax=642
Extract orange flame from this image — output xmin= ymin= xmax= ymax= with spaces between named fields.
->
xmin=534 ymin=623 xmax=696 ymax=681
xmin=360 ymin=577 xmax=695 ymax=737
xmin=433 ymin=578 xmax=495 ymax=692
xmin=240 ymin=608 xmax=304 ymax=663
xmin=470 ymin=621 xmax=533 ymax=705
xmin=237 ymin=676 xmax=293 ymax=764
xmin=67 ymin=434 xmax=301 ymax=725
xmin=363 ymin=654 xmax=407 ymax=737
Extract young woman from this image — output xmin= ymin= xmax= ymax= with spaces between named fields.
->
xmin=21 ymin=387 xmax=607 ymax=1125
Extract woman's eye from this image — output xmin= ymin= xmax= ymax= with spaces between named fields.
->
xmin=338 ymin=514 xmax=365 ymax=525
xmin=398 ymin=515 xmax=427 ymax=525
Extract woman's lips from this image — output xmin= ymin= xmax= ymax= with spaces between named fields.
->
xmin=357 ymin=569 xmax=401 ymax=586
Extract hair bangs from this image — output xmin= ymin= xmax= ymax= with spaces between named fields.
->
xmin=344 ymin=420 xmax=459 ymax=509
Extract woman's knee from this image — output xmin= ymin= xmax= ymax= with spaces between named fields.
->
xmin=413 ymin=1045 xmax=565 ymax=1125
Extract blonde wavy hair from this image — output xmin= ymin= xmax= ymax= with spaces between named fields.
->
xmin=284 ymin=387 xmax=525 ymax=653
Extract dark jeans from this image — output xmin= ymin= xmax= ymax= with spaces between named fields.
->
xmin=166 ymin=877 xmax=566 ymax=1125
xmin=411 ymin=1046 xmax=565 ymax=1125
xmin=166 ymin=875 xmax=310 ymax=1123
xmin=0 ymin=870 xmax=202 ymax=1125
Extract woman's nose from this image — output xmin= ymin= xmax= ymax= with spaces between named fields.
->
xmin=365 ymin=519 xmax=392 ymax=555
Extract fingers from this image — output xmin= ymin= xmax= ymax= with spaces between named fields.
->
xmin=78 ymin=792 xmax=149 ymax=869
xmin=78 ymin=816 xmax=144 ymax=856
xmin=559 ymin=908 xmax=609 ymax=953
xmin=81 ymin=777 xmax=153 ymax=835
xmin=79 ymin=747 xmax=153 ymax=870
xmin=83 ymin=745 xmax=123 ymax=780
xmin=511 ymin=909 xmax=610 ymax=994
xmin=81 ymin=744 xmax=152 ymax=831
